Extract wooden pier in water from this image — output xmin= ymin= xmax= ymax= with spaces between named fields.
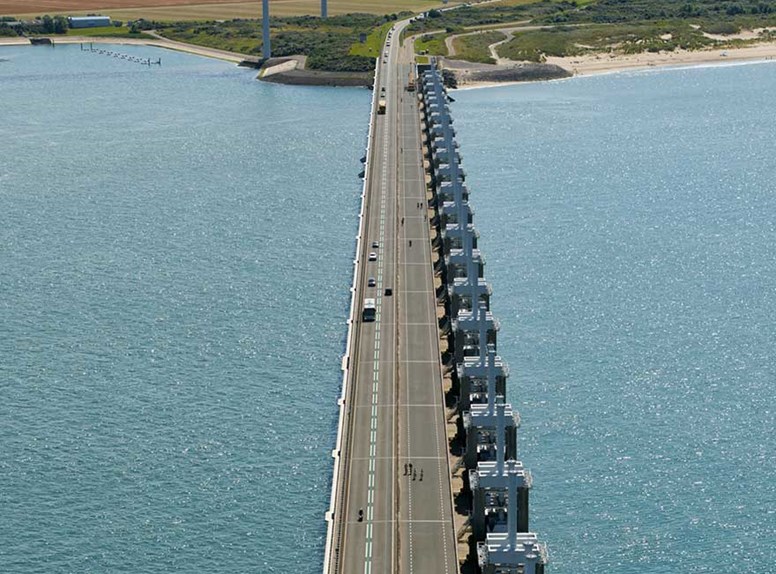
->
xmin=80 ymin=43 xmax=161 ymax=66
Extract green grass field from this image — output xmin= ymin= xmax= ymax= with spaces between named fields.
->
xmin=350 ymin=21 xmax=392 ymax=58
xmin=452 ymin=30 xmax=506 ymax=63
xmin=65 ymin=25 xmax=151 ymax=37
xmin=159 ymin=13 xmax=404 ymax=70
xmin=414 ymin=31 xmax=448 ymax=56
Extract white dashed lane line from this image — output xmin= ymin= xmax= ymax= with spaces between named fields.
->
xmin=363 ymin=84 xmax=391 ymax=574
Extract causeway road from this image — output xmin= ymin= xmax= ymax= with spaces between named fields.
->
xmin=327 ymin=17 xmax=458 ymax=574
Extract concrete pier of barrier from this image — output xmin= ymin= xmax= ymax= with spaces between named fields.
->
xmin=418 ymin=60 xmax=548 ymax=573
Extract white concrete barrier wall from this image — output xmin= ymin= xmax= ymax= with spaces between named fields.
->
xmin=260 ymin=58 xmax=298 ymax=77
xmin=322 ymin=57 xmax=380 ymax=574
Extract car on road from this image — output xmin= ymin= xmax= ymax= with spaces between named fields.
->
xmin=368 ymin=277 xmax=376 ymax=287
xmin=368 ymin=252 xmax=377 ymax=261
xmin=371 ymin=241 xmax=379 ymax=249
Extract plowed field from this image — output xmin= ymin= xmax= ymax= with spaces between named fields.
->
xmin=2 ymin=0 xmax=444 ymax=20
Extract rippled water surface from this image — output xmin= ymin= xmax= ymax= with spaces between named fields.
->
xmin=452 ymin=63 xmax=776 ymax=573
xmin=0 ymin=44 xmax=368 ymax=572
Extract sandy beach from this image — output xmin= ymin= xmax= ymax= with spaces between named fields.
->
xmin=548 ymin=42 xmax=776 ymax=76
xmin=454 ymin=41 xmax=776 ymax=89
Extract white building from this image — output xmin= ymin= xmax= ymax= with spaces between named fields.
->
xmin=68 ymin=16 xmax=111 ymax=29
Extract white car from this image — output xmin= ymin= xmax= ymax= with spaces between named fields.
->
xmin=368 ymin=252 xmax=377 ymax=261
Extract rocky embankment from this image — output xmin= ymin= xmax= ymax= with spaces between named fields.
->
xmin=441 ymin=58 xmax=571 ymax=87
xmin=261 ymin=69 xmax=373 ymax=87
xmin=259 ymin=55 xmax=373 ymax=87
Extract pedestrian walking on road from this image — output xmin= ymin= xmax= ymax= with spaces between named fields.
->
xmin=420 ymin=469 xmax=423 ymax=482
xmin=404 ymin=463 xmax=408 ymax=476
xmin=412 ymin=470 xmax=417 ymax=481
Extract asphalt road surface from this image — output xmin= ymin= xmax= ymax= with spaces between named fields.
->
xmin=328 ymin=18 xmax=458 ymax=574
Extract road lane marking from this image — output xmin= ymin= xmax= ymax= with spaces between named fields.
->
xmin=363 ymin=67 xmax=394 ymax=574
xmin=413 ymin=90 xmax=456 ymax=574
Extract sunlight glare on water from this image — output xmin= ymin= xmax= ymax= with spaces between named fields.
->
xmin=452 ymin=62 xmax=776 ymax=573
xmin=0 ymin=44 xmax=368 ymax=573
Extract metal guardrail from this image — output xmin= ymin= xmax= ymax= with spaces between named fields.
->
xmin=322 ymin=56 xmax=381 ymax=574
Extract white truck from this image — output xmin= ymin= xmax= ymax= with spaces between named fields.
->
xmin=362 ymin=298 xmax=376 ymax=322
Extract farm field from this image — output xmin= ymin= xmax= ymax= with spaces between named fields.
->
xmin=2 ymin=0 xmax=452 ymax=21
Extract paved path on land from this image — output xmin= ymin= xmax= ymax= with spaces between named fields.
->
xmin=327 ymin=16 xmax=457 ymax=574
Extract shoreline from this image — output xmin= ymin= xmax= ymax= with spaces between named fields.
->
xmin=453 ymin=41 xmax=776 ymax=89
xmin=6 ymin=35 xmax=776 ymax=89
xmin=0 ymin=35 xmax=248 ymax=63
xmin=0 ymin=36 xmax=372 ymax=86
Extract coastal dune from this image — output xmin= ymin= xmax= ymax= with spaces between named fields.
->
xmin=548 ymin=42 xmax=776 ymax=77
xmin=443 ymin=40 xmax=776 ymax=88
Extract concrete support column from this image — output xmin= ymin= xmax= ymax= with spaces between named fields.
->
xmin=471 ymin=474 xmax=486 ymax=539
xmin=518 ymin=486 xmax=530 ymax=532
xmin=486 ymin=343 xmax=496 ymax=412
xmin=508 ymin=470 xmax=517 ymax=545
xmin=459 ymin=375 xmax=474 ymax=412
xmin=465 ymin=426 xmax=477 ymax=468
xmin=496 ymin=402 xmax=505 ymax=473
xmin=261 ymin=0 xmax=271 ymax=59
xmin=506 ymin=424 xmax=518 ymax=461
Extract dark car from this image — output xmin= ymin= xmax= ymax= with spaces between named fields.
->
xmin=368 ymin=277 xmax=376 ymax=287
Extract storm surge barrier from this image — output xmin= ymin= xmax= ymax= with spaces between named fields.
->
xmin=419 ymin=60 xmax=549 ymax=574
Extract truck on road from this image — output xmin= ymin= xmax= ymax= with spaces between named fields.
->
xmin=362 ymin=298 xmax=377 ymax=322
xmin=377 ymin=99 xmax=386 ymax=114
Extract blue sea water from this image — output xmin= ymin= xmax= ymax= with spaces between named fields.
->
xmin=0 ymin=44 xmax=368 ymax=572
xmin=3 ymin=45 xmax=775 ymax=574
xmin=452 ymin=62 xmax=776 ymax=573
